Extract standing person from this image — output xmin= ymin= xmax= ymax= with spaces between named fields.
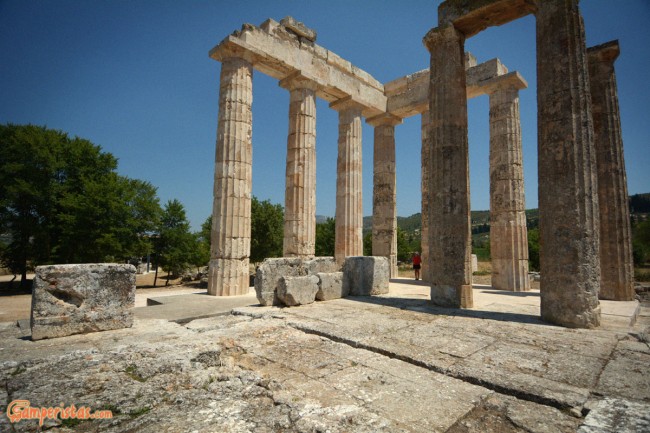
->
xmin=412 ymin=252 xmax=421 ymax=281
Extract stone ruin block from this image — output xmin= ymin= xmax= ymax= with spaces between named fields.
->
xmin=316 ymin=272 xmax=346 ymax=301
xmin=471 ymin=254 xmax=479 ymax=273
xmin=343 ymin=256 xmax=389 ymax=296
xmin=31 ymin=264 xmax=136 ymax=340
xmin=254 ymin=257 xmax=341 ymax=306
xmin=255 ymin=258 xmax=306 ymax=306
xmin=278 ymin=275 xmax=320 ymax=306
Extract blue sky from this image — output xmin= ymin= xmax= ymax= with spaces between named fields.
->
xmin=1 ymin=0 xmax=649 ymax=231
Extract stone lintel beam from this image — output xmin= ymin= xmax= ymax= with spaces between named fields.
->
xmin=438 ymin=0 xmax=536 ymax=38
xmin=385 ymin=58 xmax=516 ymax=118
xmin=210 ymin=19 xmax=386 ymax=118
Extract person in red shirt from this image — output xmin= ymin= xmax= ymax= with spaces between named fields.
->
xmin=412 ymin=252 xmax=421 ymax=281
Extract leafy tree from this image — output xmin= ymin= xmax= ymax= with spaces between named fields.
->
xmin=0 ymin=124 xmax=161 ymax=286
xmin=528 ymin=227 xmax=540 ymax=271
xmin=633 ymin=219 xmax=650 ymax=266
xmin=191 ymin=215 xmax=212 ymax=271
xmin=315 ymin=217 xmax=335 ymax=257
xmin=250 ymin=196 xmax=284 ymax=263
xmin=155 ymin=199 xmax=196 ymax=285
xmin=630 ymin=193 xmax=650 ymax=214
xmin=396 ymin=228 xmax=411 ymax=262
xmin=0 ymin=125 xmax=62 ymax=285
xmin=363 ymin=231 xmax=372 ymax=256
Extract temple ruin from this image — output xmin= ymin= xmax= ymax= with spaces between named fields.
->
xmin=207 ymin=0 xmax=634 ymax=329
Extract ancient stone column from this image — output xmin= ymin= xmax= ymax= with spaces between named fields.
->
xmin=588 ymin=41 xmax=634 ymax=301
xmin=331 ymin=97 xmax=364 ymax=264
xmin=536 ymin=0 xmax=601 ymax=327
xmin=420 ymin=111 xmax=431 ymax=282
xmin=423 ymin=25 xmax=473 ymax=308
xmin=279 ymin=74 xmax=318 ymax=258
xmin=488 ymin=80 xmax=530 ymax=292
xmin=208 ymin=57 xmax=253 ymax=296
xmin=368 ymin=113 xmax=402 ymax=278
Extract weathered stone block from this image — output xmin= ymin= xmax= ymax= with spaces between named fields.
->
xmin=316 ymin=272 xmax=346 ymax=301
xmin=31 ymin=264 xmax=136 ymax=340
xmin=255 ymin=257 xmax=342 ymax=306
xmin=254 ymin=258 xmax=305 ymax=306
xmin=279 ymin=16 xmax=317 ymax=42
xmin=343 ymin=256 xmax=389 ymax=296
xmin=304 ymin=256 xmax=340 ymax=274
xmin=278 ymin=275 xmax=320 ymax=306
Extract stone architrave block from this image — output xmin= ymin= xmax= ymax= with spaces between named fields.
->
xmin=343 ymin=256 xmax=389 ymax=296
xmin=316 ymin=272 xmax=346 ymax=301
xmin=31 ymin=264 xmax=136 ymax=341
xmin=254 ymin=258 xmax=306 ymax=306
xmin=277 ymin=275 xmax=320 ymax=306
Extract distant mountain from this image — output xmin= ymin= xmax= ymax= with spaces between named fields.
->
xmin=318 ymin=192 xmax=647 ymax=232
xmin=316 ymin=215 xmax=331 ymax=224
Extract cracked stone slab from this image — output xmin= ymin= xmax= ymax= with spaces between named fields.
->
xmin=447 ymin=394 xmax=581 ymax=433
xmin=578 ymin=397 xmax=650 ymax=433
xmin=596 ymin=341 xmax=650 ymax=401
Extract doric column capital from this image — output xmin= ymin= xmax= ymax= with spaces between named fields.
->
xmin=422 ymin=24 xmax=464 ymax=53
xmin=587 ymin=40 xmax=620 ymax=73
xmin=279 ymin=71 xmax=320 ymax=92
xmin=219 ymin=54 xmax=254 ymax=68
xmin=483 ymin=71 xmax=528 ymax=96
xmin=366 ymin=113 xmax=403 ymax=127
xmin=329 ymin=96 xmax=365 ymax=114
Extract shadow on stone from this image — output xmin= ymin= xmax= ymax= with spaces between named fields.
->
xmin=344 ymin=294 xmax=553 ymax=327
xmin=479 ymin=290 xmax=540 ymax=298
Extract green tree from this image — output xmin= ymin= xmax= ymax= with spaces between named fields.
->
xmin=396 ymin=228 xmax=410 ymax=262
xmin=250 ymin=196 xmax=284 ymax=263
xmin=0 ymin=125 xmax=64 ymax=285
xmin=363 ymin=231 xmax=372 ymax=256
xmin=633 ymin=219 xmax=650 ymax=266
xmin=155 ymin=199 xmax=196 ymax=285
xmin=315 ymin=217 xmax=335 ymax=256
xmin=528 ymin=227 xmax=540 ymax=271
xmin=0 ymin=124 xmax=162 ymax=286
xmin=191 ymin=216 xmax=212 ymax=270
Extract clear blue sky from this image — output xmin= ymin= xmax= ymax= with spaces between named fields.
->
xmin=1 ymin=0 xmax=649 ymax=231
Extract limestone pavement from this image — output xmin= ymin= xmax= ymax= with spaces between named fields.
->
xmin=1 ymin=282 xmax=648 ymax=432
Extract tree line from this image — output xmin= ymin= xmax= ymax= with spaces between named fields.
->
xmin=0 ymin=124 xmax=210 ymax=287
xmin=3 ymin=124 xmax=646 ymax=288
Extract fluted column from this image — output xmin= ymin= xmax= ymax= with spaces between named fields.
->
xmin=279 ymin=74 xmax=317 ymax=258
xmin=423 ymin=25 xmax=473 ymax=308
xmin=420 ymin=111 xmax=431 ymax=282
xmin=331 ymin=97 xmax=364 ymax=264
xmin=368 ymin=113 xmax=402 ymax=278
xmin=588 ymin=41 xmax=634 ymax=301
xmin=537 ymin=0 xmax=601 ymax=327
xmin=489 ymin=81 xmax=530 ymax=292
xmin=208 ymin=57 xmax=253 ymax=296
